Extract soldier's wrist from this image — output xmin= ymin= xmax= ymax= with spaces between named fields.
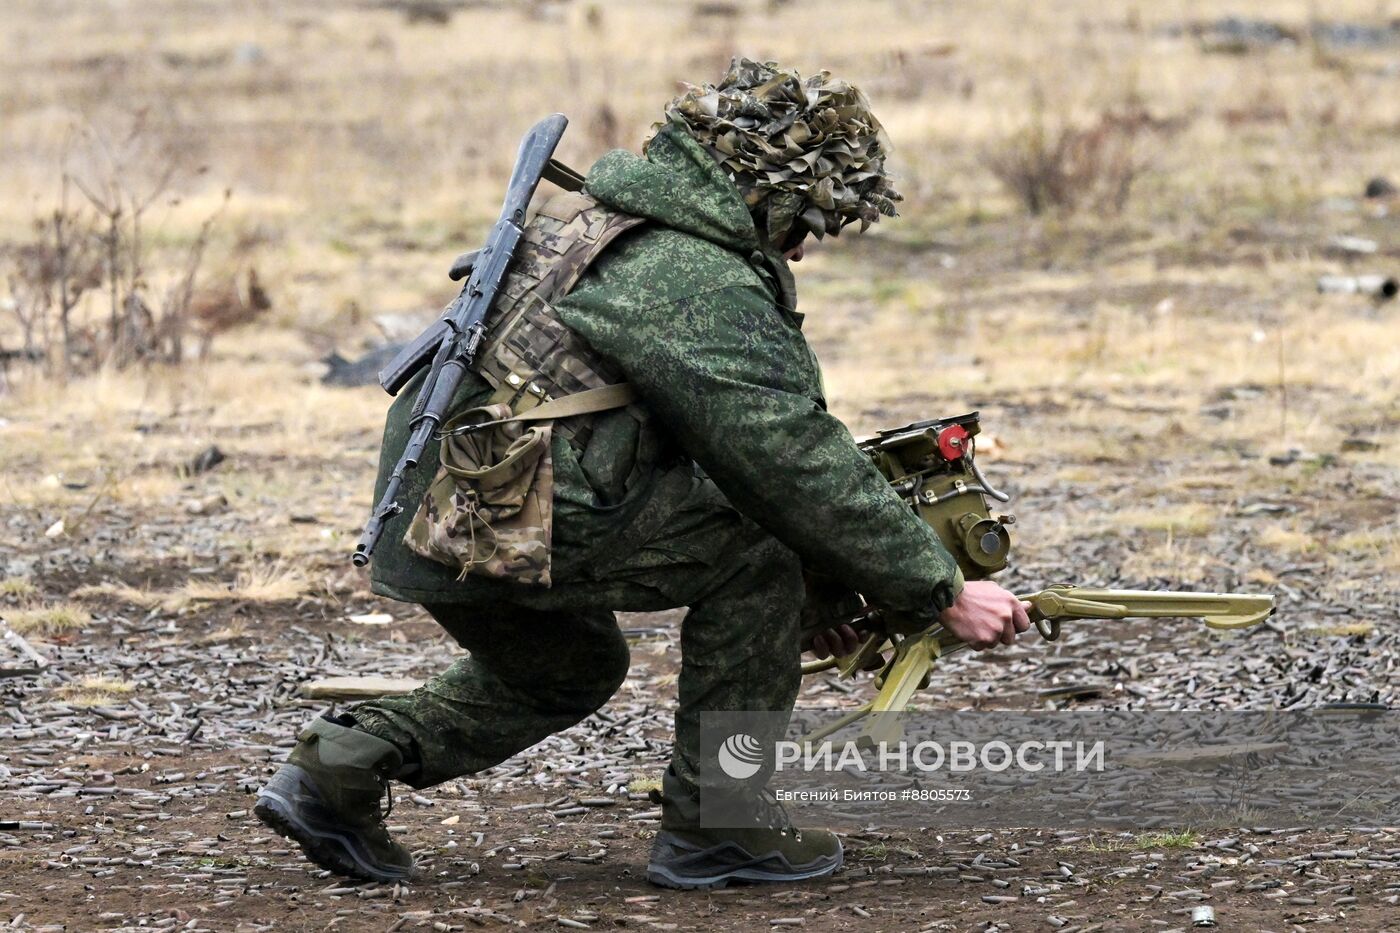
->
xmin=932 ymin=567 xmax=966 ymax=614
xmin=881 ymin=569 xmax=965 ymax=635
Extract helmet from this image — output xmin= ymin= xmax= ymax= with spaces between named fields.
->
xmin=656 ymin=57 xmax=902 ymax=247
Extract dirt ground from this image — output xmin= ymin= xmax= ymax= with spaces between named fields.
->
xmin=3 ymin=418 xmax=1397 ymax=931
xmin=3 ymin=606 xmax=1398 ymax=933
xmin=4 ymin=0 xmax=1400 ymax=930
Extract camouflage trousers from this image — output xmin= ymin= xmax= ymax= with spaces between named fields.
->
xmin=350 ymin=483 xmax=812 ymax=809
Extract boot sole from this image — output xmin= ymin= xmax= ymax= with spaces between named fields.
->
xmin=645 ymin=831 xmax=843 ymax=890
xmin=254 ymin=764 xmax=413 ymax=883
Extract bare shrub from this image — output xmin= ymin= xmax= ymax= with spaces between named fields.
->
xmin=1 ymin=113 xmax=242 ymax=380
xmin=186 ymin=267 xmax=273 ymax=359
xmin=3 ymin=175 xmax=104 ymax=370
xmin=986 ymin=99 xmax=1173 ymax=216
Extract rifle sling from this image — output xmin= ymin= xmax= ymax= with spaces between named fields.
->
xmin=440 ymin=382 xmax=636 ymax=437
xmin=542 ymin=158 xmax=586 ymax=192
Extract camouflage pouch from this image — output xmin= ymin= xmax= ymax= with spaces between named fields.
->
xmin=404 ymin=404 xmax=555 ymax=586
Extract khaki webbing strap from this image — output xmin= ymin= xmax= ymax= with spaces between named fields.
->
xmin=441 ymin=383 xmax=636 ymax=438
xmin=543 ymin=159 xmax=586 ymax=192
xmin=508 ymin=382 xmax=636 ymax=421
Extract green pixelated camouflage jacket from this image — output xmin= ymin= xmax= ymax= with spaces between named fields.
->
xmin=368 ymin=121 xmax=964 ymax=619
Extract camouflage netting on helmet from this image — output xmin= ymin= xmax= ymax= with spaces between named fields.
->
xmin=656 ymin=57 xmax=902 ymax=245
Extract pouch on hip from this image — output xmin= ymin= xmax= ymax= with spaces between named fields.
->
xmin=403 ymin=403 xmax=554 ymax=586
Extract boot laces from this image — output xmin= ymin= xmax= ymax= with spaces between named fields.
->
xmin=653 ymin=784 xmax=801 ymax=840
xmin=753 ymin=790 xmax=800 ymax=840
xmin=378 ymin=774 xmax=395 ymax=820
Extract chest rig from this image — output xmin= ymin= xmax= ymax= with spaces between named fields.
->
xmin=397 ymin=190 xmax=648 ymax=587
xmin=467 ymin=190 xmax=648 ymax=445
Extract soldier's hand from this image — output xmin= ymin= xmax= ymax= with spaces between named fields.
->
xmin=939 ymin=580 xmax=1032 ymax=651
xmin=808 ymin=623 xmax=861 ymax=660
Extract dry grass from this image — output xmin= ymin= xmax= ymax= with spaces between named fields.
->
xmin=74 ymin=562 xmax=311 ymax=612
xmin=1054 ymin=466 xmax=1100 ymax=485
xmin=1107 ymin=505 xmax=1216 ymax=538
xmin=1256 ymin=524 xmax=1320 ymax=557
xmin=53 ymin=676 xmax=135 ymax=708
xmin=183 ymin=562 xmax=311 ymax=603
xmin=1244 ymin=567 xmax=1280 ymax=586
xmin=0 ymin=0 xmax=1395 ymax=610
xmin=73 ymin=582 xmax=190 ymax=613
xmin=199 ymin=620 xmax=248 ymax=645
xmin=1118 ymin=539 xmax=1211 ymax=584
xmin=0 ymin=577 xmax=38 ymax=599
xmin=4 ymin=603 xmax=91 ymax=636
xmin=1333 ymin=530 xmax=1400 ymax=572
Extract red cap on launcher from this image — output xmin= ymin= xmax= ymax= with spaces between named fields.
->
xmin=936 ymin=425 xmax=969 ymax=461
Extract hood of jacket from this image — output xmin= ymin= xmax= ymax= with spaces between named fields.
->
xmin=584 ymin=119 xmax=763 ymax=256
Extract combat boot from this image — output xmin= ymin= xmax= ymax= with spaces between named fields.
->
xmin=254 ymin=714 xmax=414 ymax=882
xmin=645 ymin=776 xmax=842 ymax=889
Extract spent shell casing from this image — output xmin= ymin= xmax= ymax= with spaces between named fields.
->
xmin=1317 ymin=274 xmax=1399 ymax=299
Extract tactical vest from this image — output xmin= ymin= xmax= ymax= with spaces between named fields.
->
xmin=401 ymin=190 xmax=647 ymax=586
xmin=472 ymin=190 xmax=647 ymax=445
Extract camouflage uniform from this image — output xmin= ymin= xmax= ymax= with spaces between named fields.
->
xmin=352 ymin=114 xmax=965 ymax=808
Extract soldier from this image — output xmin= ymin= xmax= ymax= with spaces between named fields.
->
xmin=256 ymin=58 xmax=1031 ymax=889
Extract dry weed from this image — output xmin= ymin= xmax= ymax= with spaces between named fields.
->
xmin=0 ymin=577 xmax=38 ymax=599
xmin=1108 ymin=505 xmax=1216 ymax=538
xmin=183 ymin=563 xmax=311 ymax=603
xmin=4 ymin=603 xmax=91 ymax=635
xmin=75 ymin=562 xmax=311 ymax=612
xmin=986 ymin=101 xmax=1170 ymax=216
xmin=1255 ymin=524 xmax=1320 ymax=556
xmin=200 ymin=620 xmax=248 ymax=645
xmin=1303 ymin=622 xmax=1375 ymax=638
xmin=53 ymin=676 xmax=135 ymax=708
xmin=72 ymin=582 xmax=176 ymax=611
xmin=1054 ymin=466 xmax=1100 ymax=484
xmin=1118 ymin=538 xmax=1210 ymax=583
xmin=1244 ymin=567 xmax=1280 ymax=586
xmin=1332 ymin=530 xmax=1400 ymax=572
